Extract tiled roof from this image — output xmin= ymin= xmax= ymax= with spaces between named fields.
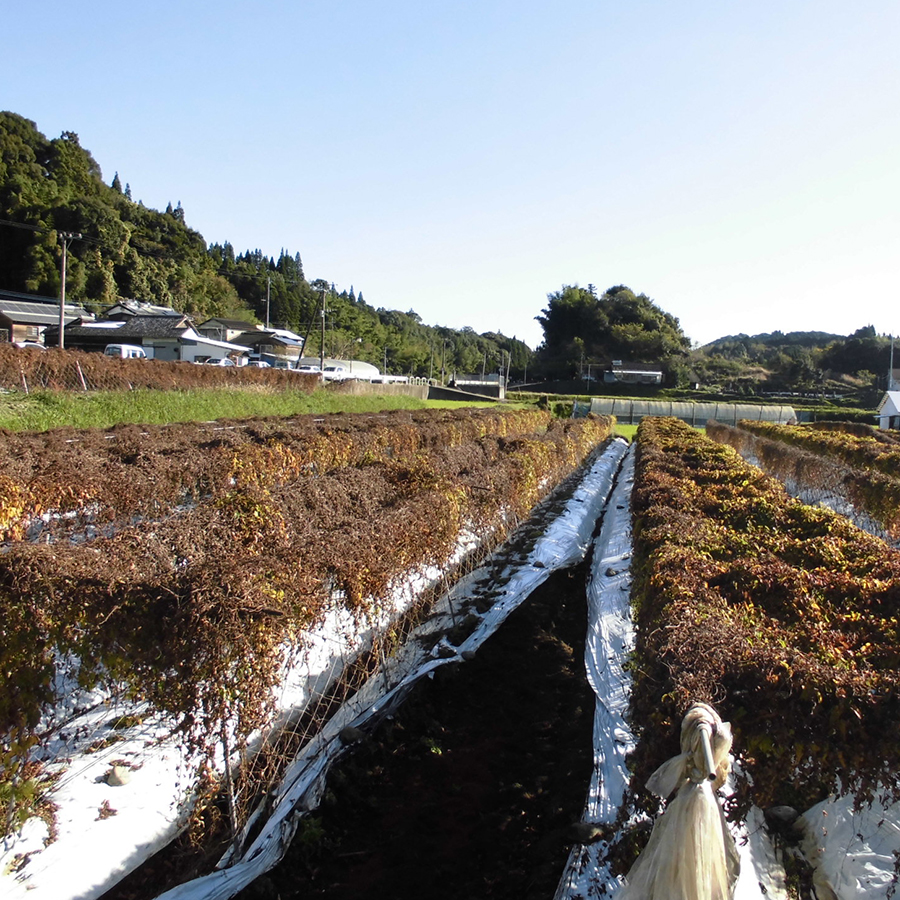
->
xmin=198 ymin=318 xmax=263 ymax=330
xmin=64 ymin=315 xmax=192 ymax=339
xmin=231 ymin=331 xmax=303 ymax=350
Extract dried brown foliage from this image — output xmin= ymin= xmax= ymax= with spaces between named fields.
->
xmin=738 ymin=419 xmax=900 ymax=480
xmin=708 ymin=419 xmax=900 ymax=540
xmin=629 ymin=417 xmax=900 ymax=819
xmin=0 ymin=344 xmax=321 ymax=394
xmin=0 ymin=408 xmax=613 ymax=838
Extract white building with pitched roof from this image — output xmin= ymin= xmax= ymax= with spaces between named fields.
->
xmin=877 ymin=391 xmax=900 ymax=429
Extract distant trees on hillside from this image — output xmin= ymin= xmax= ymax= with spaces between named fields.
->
xmin=0 ymin=111 xmax=531 ymax=379
xmin=691 ymin=325 xmax=891 ymax=399
xmin=534 ymin=284 xmax=690 ymax=383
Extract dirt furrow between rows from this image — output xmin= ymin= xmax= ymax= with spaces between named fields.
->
xmin=234 ymin=560 xmax=597 ymax=900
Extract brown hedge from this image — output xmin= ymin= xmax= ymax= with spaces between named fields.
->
xmin=0 ymin=408 xmax=613 ymax=837
xmin=0 ymin=344 xmax=321 ymax=393
xmin=629 ymin=417 xmax=900 ymax=819
xmin=708 ymin=419 xmax=900 ymax=540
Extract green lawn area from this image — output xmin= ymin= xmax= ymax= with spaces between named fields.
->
xmin=0 ymin=388 xmax=502 ymax=432
xmin=613 ymin=423 xmax=638 ymax=441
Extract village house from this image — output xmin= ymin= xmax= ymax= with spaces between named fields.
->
xmin=223 ymin=326 xmax=306 ymax=368
xmin=0 ymin=288 xmax=92 ymax=345
xmin=877 ymin=391 xmax=900 ymax=429
xmin=44 ymin=302 xmax=249 ymax=363
xmin=603 ymin=360 xmax=664 ymax=385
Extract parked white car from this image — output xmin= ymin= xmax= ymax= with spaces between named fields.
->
xmin=322 ymin=365 xmax=347 ymax=381
xmin=104 ymin=343 xmax=147 ymax=359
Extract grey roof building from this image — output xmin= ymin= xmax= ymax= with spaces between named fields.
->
xmin=44 ymin=313 xmax=196 ymax=353
xmin=0 ymin=289 xmax=93 ymax=344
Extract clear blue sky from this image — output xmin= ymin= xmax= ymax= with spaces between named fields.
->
xmin=6 ymin=1 xmax=899 ymax=348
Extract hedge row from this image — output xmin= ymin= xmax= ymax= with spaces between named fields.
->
xmin=0 ymin=344 xmax=322 ymax=394
xmin=0 ymin=407 xmax=552 ymax=543
xmin=737 ymin=419 xmax=900 ymax=480
xmin=0 ymin=409 xmax=613 ymax=837
xmin=707 ymin=419 xmax=900 ymax=540
xmin=629 ymin=417 xmax=900 ymax=819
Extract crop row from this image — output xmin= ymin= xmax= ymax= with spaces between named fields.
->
xmin=0 ymin=343 xmax=321 ymax=394
xmin=707 ymin=419 xmax=900 ymax=540
xmin=629 ymin=417 xmax=900 ymax=818
xmin=0 ymin=407 xmax=552 ymax=542
xmin=0 ymin=409 xmax=613 ymax=837
xmin=737 ymin=419 xmax=900 ymax=480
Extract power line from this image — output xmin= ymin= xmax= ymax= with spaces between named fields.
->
xmin=0 ymin=217 xmax=101 ymax=246
xmin=0 ymin=217 xmax=48 ymax=234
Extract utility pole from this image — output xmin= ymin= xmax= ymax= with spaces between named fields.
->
xmin=265 ymin=276 xmax=271 ymax=329
xmin=58 ymin=231 xmax=81 ymax=349
xmin=889 ymin=336 xmax=895 ymax=391
xmin=319 ymin=286 xmax=327 ymax=374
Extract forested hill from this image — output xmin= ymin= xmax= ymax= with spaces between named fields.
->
xmin=703 ymin=330 xmax=845 ymax=353
xmin=0 ymin=111 xmax=531 ymax=377
xmin=691 ymin=325 xmax=891 ymax=399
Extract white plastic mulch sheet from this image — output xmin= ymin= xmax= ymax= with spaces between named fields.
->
xmin=554 ymin=444 xmax=638 ymax=899
xmin=555 ymin=446 xmax=784 ymax=900
xmin=800 ymin=792 xmax=900 ymax=899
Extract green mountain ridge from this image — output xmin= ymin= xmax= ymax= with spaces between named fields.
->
xmin=703 ymin=330 xmax=847 ymax=350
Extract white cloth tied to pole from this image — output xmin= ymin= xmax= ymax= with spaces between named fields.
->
xmin=617 ymin=703 xmax=740 ymax=900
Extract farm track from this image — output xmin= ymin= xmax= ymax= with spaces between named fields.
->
xmin=102 ymin=558 xmax=597 ymax=900
xmin=237 ymin=560 xmax=597 ymax=900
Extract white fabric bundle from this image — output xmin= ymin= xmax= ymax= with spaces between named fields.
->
xmin=617 ymin=703 xmax=740 ymax=900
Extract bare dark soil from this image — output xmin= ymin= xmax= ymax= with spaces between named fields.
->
xmin=237 ymin=560 xmax=596 ymax=900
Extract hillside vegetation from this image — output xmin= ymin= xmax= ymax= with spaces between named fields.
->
xmin=3 ymin=112 xmax=888 ymax=396
xmin=690 ymin=325 xmax=889 ymax=405
xmin=0 ymin=112 xmax=531 ymax=379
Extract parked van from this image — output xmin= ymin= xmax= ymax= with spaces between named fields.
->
xmin=322 ymin=365 xmax=347 ymax=381
xmin=104 ymin=344 xmax=148 ymax=359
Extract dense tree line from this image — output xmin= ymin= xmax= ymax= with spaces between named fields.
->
xmin=0 ymin=112 xmax=530 ymax=379
xmin=534 ymin=283 xmax=691 ymax=383
xmin=3 ymin=112 xmax=883 ymax=392
xmin=692 ymin=325 xmax=891 ymax=398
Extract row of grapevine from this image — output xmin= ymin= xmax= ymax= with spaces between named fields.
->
xmin=0 ymin=408 xmax=613 ymax=838
xmin=628 ymin=417 xmax=900 ymax=820
xmin=0 ymin=407 xmax=552 ymax=542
